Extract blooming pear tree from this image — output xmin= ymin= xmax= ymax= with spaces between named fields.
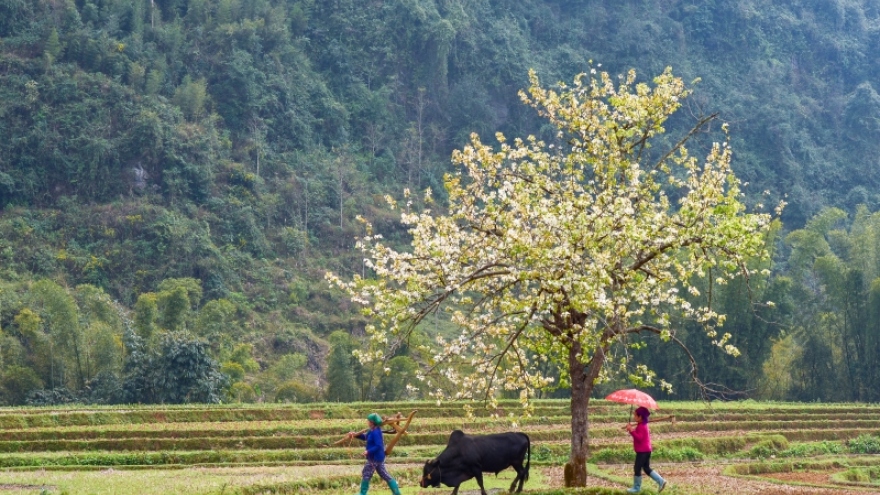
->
xmin=328 ymin=67 xmax=778 ymax=486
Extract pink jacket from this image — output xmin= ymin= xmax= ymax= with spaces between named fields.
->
xmin=629 ymin=421 xmax=652 ymax=453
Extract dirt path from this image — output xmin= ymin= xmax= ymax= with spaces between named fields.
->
xmin=541 ymin=464 xmax=874 ymax=494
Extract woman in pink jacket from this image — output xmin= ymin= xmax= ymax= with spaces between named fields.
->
xmin=625 ymin=407 xmax=667 ymax=493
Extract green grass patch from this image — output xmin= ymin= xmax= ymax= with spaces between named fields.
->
xmin=0 ymin=448 xmax=439 ymax=468
xmin=723 ymin=456 xmax=880 ymax=476
xmin=830 ymin=465 xmax=880 ymax=485
xmin=0 ymin=465 xmax=377 ymax=495
xmin=778 ymin=441 xmax=845 ymax=457
xmin=2 ymin=399 xmax=880 ymax=430
xmin=846 ymin=433 xmax=880 ymax=454
xmin=747 ymin=436 xmax=790 ymax=459
xmin=223 ymin=465 xmax=553 ymax=495
xmin=3 ymin=421 xmax=879 ymax=456
xmin=590 ymin=434 xmax=788 ymax=463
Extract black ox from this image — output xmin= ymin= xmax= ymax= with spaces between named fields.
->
xmin=420 ymin=430 xmax=530 ymax=495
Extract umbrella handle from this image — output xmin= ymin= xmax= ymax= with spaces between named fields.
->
xmin=622 ymin=415 xmax=674 ymax=430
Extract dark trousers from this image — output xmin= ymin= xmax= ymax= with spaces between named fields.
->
xmin=363 ymin=460 xmax=394 ymax=482
xmin=633 ymin=451 xmax=654 ymax=476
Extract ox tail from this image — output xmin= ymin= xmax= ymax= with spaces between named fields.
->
xmin=524 ymin=434 xmax=531 ymax=482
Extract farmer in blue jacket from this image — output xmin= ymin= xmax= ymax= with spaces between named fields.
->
xmin=348 ymin=413 xmax=402 ymax=495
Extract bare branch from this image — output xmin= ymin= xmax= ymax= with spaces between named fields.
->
xmin=483 ymin=306 xmax=538 ymax=400
xmin=625 ymin=324 xmax=748 ymax=401
xmin=651 ymin=113 xmax=718 ymax=172
xmin=628 ymin=236 xmax=704 ymax=274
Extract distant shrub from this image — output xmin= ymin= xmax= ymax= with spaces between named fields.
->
xmin=748 ymin=436 xmax=790 ymax=459
xmin=227 ymin=382 xmax=257 ymax=403
xmin=532 ymin=444 xmax=562 ymax=462
xmin=848 ymin=434 xmax=880 ymax=454
xmin=274 ymin=381 xmax=320 ymax=403
xmin=749 ymin=442 xmax=774 ymax=459
xmin=0 ymin=365 xmax=44 ymax=405
xmin=26 ymin=387 xmax=80 ymax=406
xmin=221 ymin=361 xmax=246 ymax=382
xmin=781 ymin=441 xmax=844 ymax=457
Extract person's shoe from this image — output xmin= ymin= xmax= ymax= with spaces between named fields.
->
xmin=649 ymin=471 xmax=667 ymax=492
xmin=358 ymin=479 xmax=370 ymax=495
xmin=626 ymin=475 xmax=642 ymax=493
xmin=388 ymin=479 xmax=401 ymax=495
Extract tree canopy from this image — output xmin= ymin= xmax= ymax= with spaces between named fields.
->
xmin=331 ymin=66 xmax=779 ymax=485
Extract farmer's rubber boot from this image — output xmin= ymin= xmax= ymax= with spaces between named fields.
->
xmin=626 ymin=475 xmax=642 ymax=493
xmin=649 ymin=471 xmax=667 ymax=493
xmin=358 ymin=479 xmax=370 ymax=495
xmin=388 ymin=479 xmax=401 ymax=495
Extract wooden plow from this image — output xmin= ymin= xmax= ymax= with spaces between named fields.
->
xmin=333 ymin=410 xmax=418 ymax=455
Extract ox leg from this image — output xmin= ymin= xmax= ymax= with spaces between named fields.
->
xmin=506 ymin=463 xmax=526 ymax=493
xmin=508 ymin=464 xmax=521 ymax=493
xmin=450 ymin=485 xmax=460 ymax=495
xmin=475 ymin=472 xmax=487 ymax=495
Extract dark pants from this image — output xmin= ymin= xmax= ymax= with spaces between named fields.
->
xmin=363 ymin=460 xmax=394 ymax=482
xmin=634 ymin=451 xmax=654 ymax=476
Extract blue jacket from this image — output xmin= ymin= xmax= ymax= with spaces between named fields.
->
xmin=356 ymin=427 xmax=386 ymax=462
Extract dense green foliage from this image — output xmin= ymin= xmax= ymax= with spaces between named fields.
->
xmin=0 ymin=0 xmax=879 ymax=404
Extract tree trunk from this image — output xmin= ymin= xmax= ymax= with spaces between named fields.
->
xmin=564 ymin=336 xmax=609 ymax=487
xmin=564 ymin=340 xmax=589 ymax=486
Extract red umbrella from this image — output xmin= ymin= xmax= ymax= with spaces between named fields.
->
xmin=605 ymin=389 xmax=659 ymax=410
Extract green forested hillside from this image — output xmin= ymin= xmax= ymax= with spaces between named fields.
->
xmin=0 ymin=0 xmax=879 ymax=405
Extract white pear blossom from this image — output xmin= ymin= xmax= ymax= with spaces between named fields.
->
xmin=327 ymin=66 xmax=776 ymax=487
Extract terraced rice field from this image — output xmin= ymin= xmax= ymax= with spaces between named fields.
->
xmin=0 ymin=400 xmax=878 ymax=494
